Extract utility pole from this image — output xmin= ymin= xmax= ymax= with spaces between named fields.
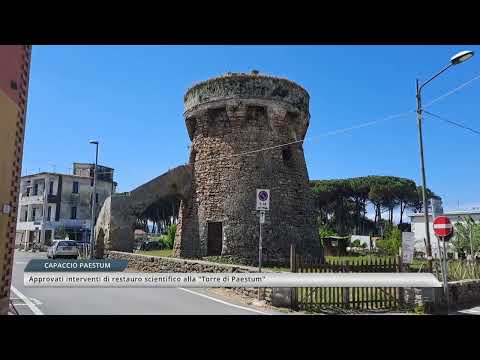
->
xmin=414 ymin=50 xmax=475 ymax=271
xmin=89 ymin=141 xmax=99 ymax=259
xmin=416 ymin=79 xmax=433 ymax=270
xmin=470 ymin=225 xmax=474 ymax=261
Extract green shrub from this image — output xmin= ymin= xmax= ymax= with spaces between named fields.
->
xmin=376 ymin=227 xmax=401 ymax=256
xmin=351 ymin=239 xmax=361 ymax=248
xmin=319 ymin=223 xmax=336 ymax=239
xmin=160 ymin=224 xmax=177 ymax=249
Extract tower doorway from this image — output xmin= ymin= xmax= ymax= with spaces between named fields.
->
xmin=207 ymin=222 xmax=222 ymax=256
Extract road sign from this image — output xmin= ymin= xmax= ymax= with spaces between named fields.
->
xmin=433 ymin=215 xmax=454 ymax=240
xmin=256 ymin=189 xmax=270 ymax=211
xmin=402 ymin=232 xmax=415 ymax=264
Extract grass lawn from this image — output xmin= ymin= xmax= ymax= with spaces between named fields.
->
xmin=136 ymin=249 xmax=173 ymax=257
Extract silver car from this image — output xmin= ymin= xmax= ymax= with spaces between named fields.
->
xmin=47 ymin=240 xmax=79 ymax=259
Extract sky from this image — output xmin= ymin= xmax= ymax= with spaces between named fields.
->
xmin=23 ymin=45 xmax=480 ymax=214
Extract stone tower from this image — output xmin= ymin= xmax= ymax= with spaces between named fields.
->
xmin=173 ymin=71 xmax=322 ymax=265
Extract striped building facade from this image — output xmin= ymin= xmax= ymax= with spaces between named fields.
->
xmin=0 ymin=45 xmax=32 ymax=315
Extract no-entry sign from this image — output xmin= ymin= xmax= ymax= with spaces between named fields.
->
xmin=433 ymin=216 xmax=454 ymax=240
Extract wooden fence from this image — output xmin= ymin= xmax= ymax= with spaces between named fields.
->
xmin=290 ymin=246 xmax=402 ymax=312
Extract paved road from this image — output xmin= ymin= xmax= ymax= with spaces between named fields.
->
xmin=10 ymin=250 xmax=282 ymax=315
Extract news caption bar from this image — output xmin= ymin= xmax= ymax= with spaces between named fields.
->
xmin=23 ymin=260 xmax=442 ymax=288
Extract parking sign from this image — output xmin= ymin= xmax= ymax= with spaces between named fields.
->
xmin=256 ymin=189 xmax=270 ymax=211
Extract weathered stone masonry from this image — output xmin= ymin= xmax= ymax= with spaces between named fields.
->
xmin=106 ymin=250 xmax=274 ymax=303
xmin=96 ymin=72 xmax=323 ymax=266
xmin=174 ymin=73 xmax=322 ymax=265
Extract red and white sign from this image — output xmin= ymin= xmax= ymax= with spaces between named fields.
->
xmin=433 ymin=216 xmax=453 ymax=239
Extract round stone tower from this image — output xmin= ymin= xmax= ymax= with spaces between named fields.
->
xmin=173 ymin=71 xmax=322 ymax=265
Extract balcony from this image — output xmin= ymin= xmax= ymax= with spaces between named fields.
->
xmin=19 ymin=194 xmax=44 ymax=205
xmin=17 ymin=219 xmax=91 ymax=231
xmin=45 ymin=219 xmax=91 ymax=230
xmin=16 ymin=221 xmax=42 ymax=231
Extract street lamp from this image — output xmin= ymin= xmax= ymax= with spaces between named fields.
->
xmin=89 ymin=140 xmax=99 ymax=259
xmin=416 ymin=50 xmax=474 ymax=267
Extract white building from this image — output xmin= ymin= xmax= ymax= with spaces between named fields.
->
xmin=409 ymin=209 xmax=480 ymax=256
xmin=16 ymin=163 xmax=116 ymax=248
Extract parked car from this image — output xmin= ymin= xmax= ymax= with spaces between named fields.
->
xmin=139 ymin=240 xmax=162 ymax=251
xmin=47 ymin=240 xmax=79 ymax=259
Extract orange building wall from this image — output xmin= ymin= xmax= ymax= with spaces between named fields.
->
xmin=0 ymin=45 xmax=31 ymax=315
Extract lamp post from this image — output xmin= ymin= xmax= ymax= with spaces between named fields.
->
xmin=416 ymin=50 xmax=474 ymax=269
xmin=89 ymin=140 xmax=99 ymax=259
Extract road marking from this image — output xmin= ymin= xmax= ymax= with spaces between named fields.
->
xmin=29 ymin=297 xmax=42 ymax=305
xmin=10 ymin=286 xmax=44 ymax=315
xmin=178 ymin=288 xmax=270 ymax=315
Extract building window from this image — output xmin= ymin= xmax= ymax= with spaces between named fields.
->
xmin=32 ymin=208 xmax=36 ymax=220
xmin=10 ymin=80 xmax=17 ymax=90
xmin=26 ymin=187 xmax=30 ymax=196
xmin=47 ymin=206 xmax=52 ymax=221
xmin=96 ymin=193 xmax=99 ymax=204
xmin=71 ymin=206 xmax=77 ymax=220
xmin=33 ymin=183 xmax=38 ymax=196
xmin=24 ymin=211 xmax=28 ymax=222
xmin=72 ymin=181 xmax=79 ymax=194
xmin=49 ymin=181 xmax=54 ymax=195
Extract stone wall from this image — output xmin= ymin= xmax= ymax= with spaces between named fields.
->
xmin=436 ymin=280 xmax=480 ymax=311
xmin=405 ymin=280 xmax=480 ymax=312
xmin=106 ymin=251 xmax=273 ymax=303
xmin=95 ymin=165 xmax=192 ymax=254
xmin=94 ymin=72 xmax=323 ymax=266
xmin=175 ymin=72 xmax=322 ymax=265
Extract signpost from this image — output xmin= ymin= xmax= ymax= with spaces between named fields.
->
xmin=401 ymin=232 xmax=415 ymax=264
xmin=259 ymin=211 xmax=265 ymax=224
xmin=433 ymin=215 xmax=454 ymax=313
xmin=256 ymin=189 xmax=269 ymax=301
xmin=258 ymin=210 xmax=265 ymax=272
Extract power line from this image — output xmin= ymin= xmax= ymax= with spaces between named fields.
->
xmin=423 ymin=73 xmax=480 ymax=109
xmin=424 ymin=110 xmax=480 ymax=135
xmin=193 ymin=110 xmax=415 ymax=165
xmin=193 ymin=139 xmax=304 ymax=165
xmin=306 ymin=111 xmax=415 ymax=141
